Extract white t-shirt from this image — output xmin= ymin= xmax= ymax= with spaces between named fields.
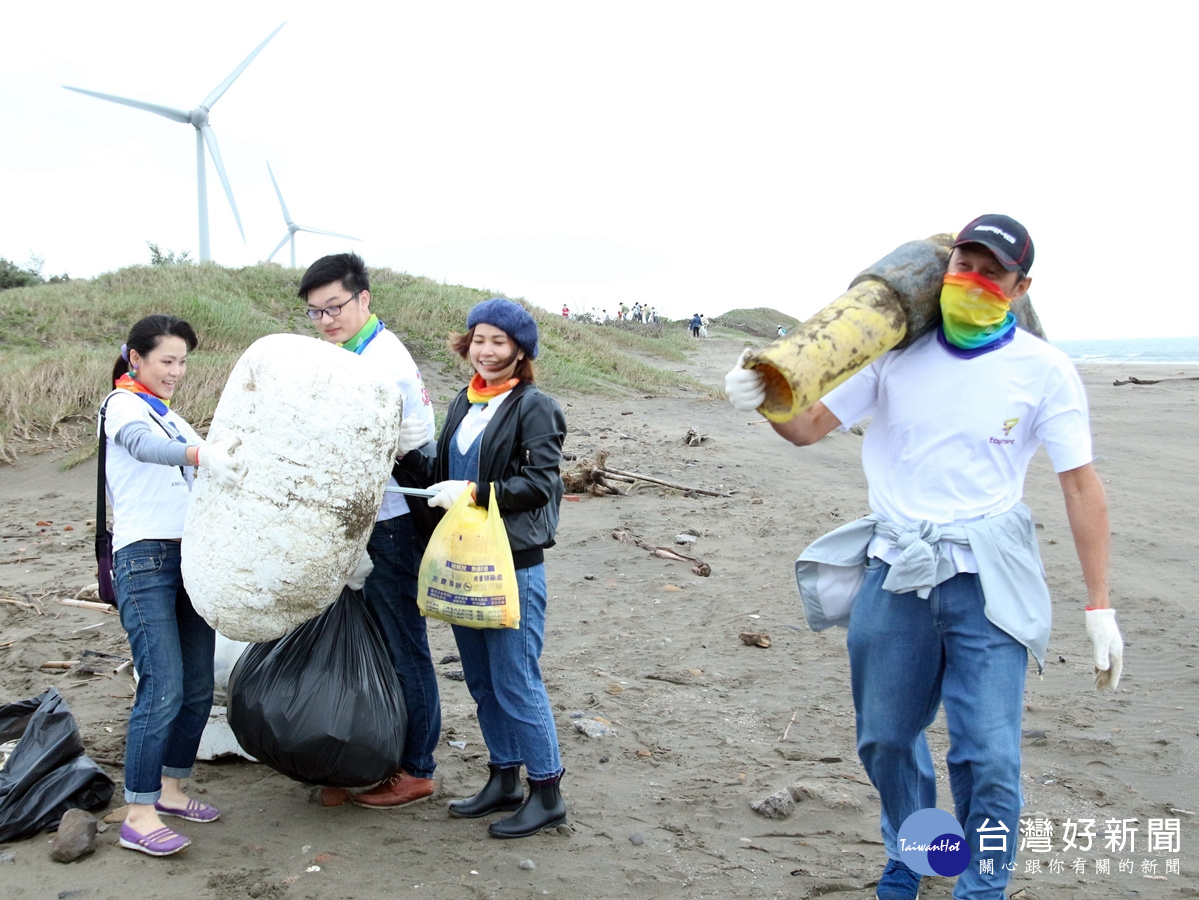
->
xmin=822 ymin=329 xmax=1092 ymax=567
xmin=102 ymin=390 xmax=201 ymax=552
xmin=359 ymin=328 xmax=436 ymax=521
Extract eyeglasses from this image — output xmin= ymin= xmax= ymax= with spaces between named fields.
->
xmin=305 ymin=291 xmax=361 ymax=321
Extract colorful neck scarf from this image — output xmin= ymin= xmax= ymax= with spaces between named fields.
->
xmin=114 ymin=372 xmax=170 ymax=415
xmin=467 ymin=373 xmax=521 ymax=406
xmin=940 ymin=271 xmax=1017 ymax=353
xmin=338 ymin=314 xmax=385 ymax=355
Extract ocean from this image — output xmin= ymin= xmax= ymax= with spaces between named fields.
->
xmin=1051 ymin=336 xmax=1199 ymax=366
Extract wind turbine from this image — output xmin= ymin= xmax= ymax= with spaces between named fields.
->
xmin=265 ymin=161 xmax=361 ymax=268
xmin=63 ymin=23 xmax=286 ymax=262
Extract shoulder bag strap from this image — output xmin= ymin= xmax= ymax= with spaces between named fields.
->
xmin=97 ymin=401 xmax=109 ymax=534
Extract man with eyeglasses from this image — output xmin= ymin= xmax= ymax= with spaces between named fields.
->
xmin=298 ymin=252 xmax=441 ymax=809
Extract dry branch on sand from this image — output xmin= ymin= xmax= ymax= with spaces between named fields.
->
xmin=611 ymin=529 xmax=712 ymax=576
xmin=1113 ymin=375 xmax=1199 ymax=386
xmin=562 ymin=449 xmax=730 ymax=498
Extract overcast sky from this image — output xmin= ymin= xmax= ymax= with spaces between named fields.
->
xmin=3 ymin=1 xmax=1195 ymax=339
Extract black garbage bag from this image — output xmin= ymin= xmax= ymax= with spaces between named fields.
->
xmin=0 ymin=688 xmax=115 ymax=843
xmin=227 ymin=587 xmax=407 ymax=788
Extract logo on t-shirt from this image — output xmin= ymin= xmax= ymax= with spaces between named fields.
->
xmin=990 ymin=417 xmax=1019 ymax=446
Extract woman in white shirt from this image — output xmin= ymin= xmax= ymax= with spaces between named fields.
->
xmin=101 ymin=314 xmax=244 ymax=857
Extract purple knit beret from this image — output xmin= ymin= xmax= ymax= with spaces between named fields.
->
xmin=467 ymin=298 xmax=539 ymax=359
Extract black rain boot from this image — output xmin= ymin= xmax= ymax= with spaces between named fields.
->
xmin=487 ymin=771 xmax=566 ymax=838
xmin=447 ymin=764 xmax=524 ymax=819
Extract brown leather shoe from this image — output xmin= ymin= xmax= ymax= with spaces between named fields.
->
xmin=350 ymin=771 xmax=436 ymax=809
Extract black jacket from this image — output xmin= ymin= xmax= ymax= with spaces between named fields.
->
xmin=400 ymin=382 xmax=566 ymax=568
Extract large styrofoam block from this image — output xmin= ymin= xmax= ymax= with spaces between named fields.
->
xmin=182 ymin=334 xmax=402 ymax=641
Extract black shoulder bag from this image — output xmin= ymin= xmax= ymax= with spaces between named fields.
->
xmin=95 ymin=402 xmax=117 ymax=606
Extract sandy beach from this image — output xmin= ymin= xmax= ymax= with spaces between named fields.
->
xmin=1 ymin=334 xmax=1196 ymax=900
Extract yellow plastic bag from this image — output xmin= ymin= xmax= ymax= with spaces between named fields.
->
xmin=417 ymin=486 xmax=520 ymax=629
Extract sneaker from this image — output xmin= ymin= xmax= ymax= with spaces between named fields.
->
xmin=876 ymin=858 xmax=921 ymax=900
xmin=350 ymin=771 xmax=435 ymax=809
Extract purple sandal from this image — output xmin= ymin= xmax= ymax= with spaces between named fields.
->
xmin=154 ymin=797 xmax=222 ymax=823
xmin=119 ymin=822 xmax=191 ymax=857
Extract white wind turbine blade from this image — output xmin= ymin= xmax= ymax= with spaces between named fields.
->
xmin=267 ymin=233 xmax=291 ymax=262
xmin=202 ymin=22 xmax=286 ymax=110
xmin=294 ymin=225 xmax=361 ymax=241
xmin=200 ymin=124 xmax=245 ymax=241
xmin=62 ymin=86 xmax=190 ymax=123
xmin=265 ymin=161 xmax=294 ymax=225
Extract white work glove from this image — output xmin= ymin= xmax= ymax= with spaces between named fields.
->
xmin=198 ymin=437 xmax=247 ymax=488
xmin=1085 ymin=607 xmax=1123 ymax=690
xmin=397 ymin=416 xmax=431 ymax=455
xmin=724 ymin=348 xmax=766 ymax=412
xmin=427 ymin=480 xmax=473 ymax=510
xmin=346 ymin=551 xmax=373 ymax=591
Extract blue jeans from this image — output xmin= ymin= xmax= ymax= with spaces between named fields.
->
xmin=363 ymin=514 xmax=441 ymax=779
xmin=847 ymin=561 xmax=1027 ymax=900
xmin=451 ymin=564 xmax=562 ymax=781
xmin=114 ymin=540 xmax=215 ymax=804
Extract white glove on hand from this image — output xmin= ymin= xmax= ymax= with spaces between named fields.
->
xmin=724 ymin=348 xmax=767 ymax=412
xmin=1085 ymin=607 xmax=1123 ymax=690
xmin=397 ymin=416 xmax=431 ymax=455
xmin=199 ymin=437 xmax=247 ymax=487
xmin=346 ymin=551 xmax=373 ymax=591
xmin=427 ymin=480 xmax=473 ymax=510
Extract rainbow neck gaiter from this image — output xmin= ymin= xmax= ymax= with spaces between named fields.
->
xmin=338 ymin=314 xmax=384 ymax=355
xmin=467 ymin=373 xmax=521 ymax=406
xmin=939 ymin=271 xmax=1017 ymax=355
xmin=114 ymin=373 xmax=170 ymax=415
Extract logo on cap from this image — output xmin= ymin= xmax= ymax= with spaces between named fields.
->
xmin=974 ymin=224 xmax=1017 ymax=245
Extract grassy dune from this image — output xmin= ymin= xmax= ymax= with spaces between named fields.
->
xmin=715 ymin=307 xmax=802 ymax=338
xmin=0 ymin=263 xmax=711 ymax=463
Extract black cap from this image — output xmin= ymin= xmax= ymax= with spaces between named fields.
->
xmin=953 ymin=214 xmax=1034 ymax=276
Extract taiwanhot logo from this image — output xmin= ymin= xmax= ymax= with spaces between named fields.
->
xmin=897 ymin=808 xmax=970 ymax=877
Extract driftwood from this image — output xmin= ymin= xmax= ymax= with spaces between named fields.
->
xmin=600 ymin=465 xmax=730 ymax=497
xmin=611 ymin=530 xmax=712 ymax=576
xmin=563 ymin=450 xmax=732 ymax=498
xmin=41 ymin=661 xmax=79 ymax=669
xmin=58 ymin=598 xmax=118 ymax=614
xmin=0 ymin=597 xmax=37 ymax=610
xmin=562 ymin=450 xmax=625 ymax=496
xmin=1113 ymin=375 xmax=1199 ymax=386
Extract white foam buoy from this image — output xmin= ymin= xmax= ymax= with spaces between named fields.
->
xmin=182 ymin=334 xmax=402 ymax=641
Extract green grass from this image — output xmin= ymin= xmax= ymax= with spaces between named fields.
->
xmin=0 ymin=262 xmax=714 ymax=462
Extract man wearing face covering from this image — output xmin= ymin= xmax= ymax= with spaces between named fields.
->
xmin=724 ymin=215 xmax=1122 ymax=900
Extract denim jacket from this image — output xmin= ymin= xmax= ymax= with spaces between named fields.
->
xmin=794 ymin=503 xmax=1051 ymax=667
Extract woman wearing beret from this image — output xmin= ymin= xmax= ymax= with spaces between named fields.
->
xmin=397 ymin=297 xmax=567 ymax=838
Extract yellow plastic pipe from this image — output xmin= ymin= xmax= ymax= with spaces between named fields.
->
xmin=744 ymin=231 xmax=1043 ymax=423
xmin=749 ymin=279 xmax=909 ymax=422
